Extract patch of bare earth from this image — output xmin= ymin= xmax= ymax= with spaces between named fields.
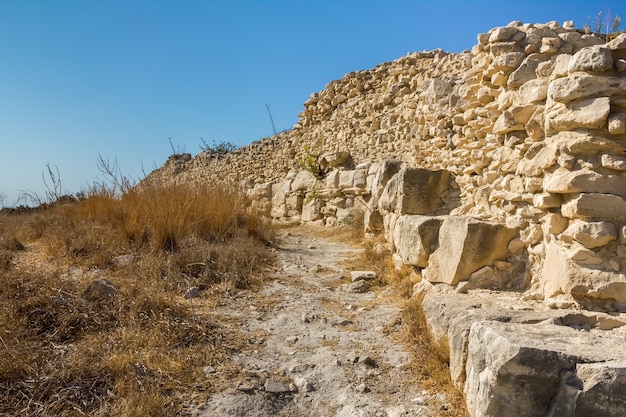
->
xmin=189 ymin=225 xmax=454 ymax=417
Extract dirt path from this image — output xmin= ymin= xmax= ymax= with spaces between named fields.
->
xmin=191 ymin=226 xmax=438 ymax=417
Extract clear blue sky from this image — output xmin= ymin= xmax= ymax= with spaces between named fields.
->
xmin=1 ymin=0 xmax=624 ymax=206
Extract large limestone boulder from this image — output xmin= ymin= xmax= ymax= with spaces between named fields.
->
xmin=423 ymin=216 xmax=518 ymax=285
xmin=392 ymin=215 xmax=443 ymax=267
xmin=465 ymin=320 xmax=626 ymax=417
xmin=380 ymin=168 xmax=452 ymax=215
xmin=542 ymin=241 xmax=626 ymax=304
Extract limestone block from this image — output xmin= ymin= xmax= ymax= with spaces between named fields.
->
xmin=549 ymin=74 xmax=626 ymax=103
xmin=541 ymin=213 xmax=569 ymax=236
xmin=568 ymin=45 xmax=614 ymax=74
xmin=547 ymin=96 xmax=610 ymax=131
xmin=561 ymin=220 xmax=617 ymax=249
xmin=392 ymin=215 xmax=443 ymax=267
xmin=301 ymin=198 xmax=323 ymax=222
xmin=555 ymin=131 xmax=624 ymax=155
xmin=468 ymin=266 xmax=496 ymax=289
xmin=516 ymin=143 xmax=558 ymax=176
xmin=395 ymin=168 xmax=451 ymax=215
xmin=525 ymin=107 xmax=546 ymax=141
xmin=608 ymin=112 xmax=626 ymax=135
xmin=518 ymin=79 xmax=549 ymax=103
xmin=286 ymin=194 xmax=303 ymax=214
xmin=507 ymin=58 xmax=539 ymax=89
xmin=254 ymin=182 xmax=272 ymax=199
xmin=488 ymin=26 xmax=524 ymax=43
xmin=423 ymin=216 xmax=518 ymax=285
xmin=550 ymin=54 xmax=571 ymax=80
xmin=325 ymin=170 xmax=340 ymax=189
xmin=270 ymin=183 xmax=287 ymax=218
xmin=364 ymin=207 xmax=383 ymax=234
xmin=292 ymin=170 xmax=317 ymax=191
xmin=543 ymin=168 xmax=626 ymax=197
xmin=353 ymin=169 xmax=367 ymax=189
xmin=338 ymin=170 xmax=355 ymax=189
xmin=621 ymin=226 xmax=626 ymax=244
xmin=379 ymin=173 xmax=399 ymax=213
xmin=465 ymin=321 xmax=626 ymax=417
xmin=533 ymin=192 xmax=561 ymax=209
xmin=561 ymin=193 xmax=626 ymax=219
xmin=321 ymin=150 xmax=350 ymax=167
xmin=491 ymin=52 xmax=526 ymax=72
xmin=543 ymin=241 xmax=626 ymax=303
xmin=492 ymin=110 xmax=525 ymax=134
xmin=371 ymin=160 xmax=402 ymax=198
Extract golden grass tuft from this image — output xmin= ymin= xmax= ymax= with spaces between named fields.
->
xmin=0 ymin=182 xmax=275 ymax=416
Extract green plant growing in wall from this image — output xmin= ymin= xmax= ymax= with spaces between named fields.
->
xmin=297 ymin=137 xmax=329 ymax=179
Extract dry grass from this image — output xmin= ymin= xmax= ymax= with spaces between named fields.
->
xmin=0 ymin=183 xmax=275 ymax=416
xmin=343 ymin=221 xmax=469 ymax=417
xmin=402 ymin=297 xmax=469 ymax=417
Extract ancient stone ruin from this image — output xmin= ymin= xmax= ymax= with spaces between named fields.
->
xmin=148 ymin=21 xmax=626 ymax=417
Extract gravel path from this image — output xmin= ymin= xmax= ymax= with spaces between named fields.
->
xmin=192 ymin=226 xmax=437 ymax=417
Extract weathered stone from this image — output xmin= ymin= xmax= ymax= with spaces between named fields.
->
xmin=392 ymin=168 xmax=451 ymax=215
xmin=321 ymin=150 xmax=351 ymax=167
xmin=292 ymin=170 xmax=317 ymax=191
xmin=492 ymin=110 xmax=525 ymax=134
xmin=465 ymin=320 xmax=626 ymax=417
xmin=371 ymin=160 xmax=402 ymax=198
xmin=518 ymin=79 xmax=548 ymax=103
xmin=264 ymin=379 xmax=290 ymax=393
xmin=516 ymin=143 xmax=558 ymax=176
xmin=339 ymin=170 xmax=355 ymax=189
xmin=568 ymin=45 xmax=614 ymax=73
xmin=83 ymin=278 xmax=117 ymax=300
xmin=543 ymin=168 xmax=626 ymax=197
xmin=489 ymin=26 xmax=524 ymax=43
xmin=543 ymin=241 xmax=626 ymax=303
xmin=608 ymin=112 xmax=626 ymax=135
xmin=561 ymin=193 xmax=626 ymax=219
xmin=532 ymin=192 xmax=561 ymax=209
xmin=301 ymin=198 xmax=322 ymax=222
xmin=423 ymin=216 xmax=518 ymax=285
xmin=561 ymin=220 xmax=617 ymax=249
xmin=350 ymin=271 xmax=378 ymax=282
xmin=554 ymin=131 xmax=624 ymax=155
xmin=547 ymin=96 xmax=610 ymax=131
xmin=491 ymin=52 xmax=526 ymax=72
xmin=392 ymin=215 xmax=443 ymax=267
xmin=548 ymin=74 xmax=626 ymax=103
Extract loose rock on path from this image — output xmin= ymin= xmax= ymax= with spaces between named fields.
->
xmin=192 ymin=226 xmax=441 ymax=417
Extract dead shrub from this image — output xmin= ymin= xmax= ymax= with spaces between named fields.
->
xmin=0 ymin=180 xmax=275 ymax=416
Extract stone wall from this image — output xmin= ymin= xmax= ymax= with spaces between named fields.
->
xmin=147 ymin=21 xmax=626 ymax=309
xmin=145 ymin=20 xmax=626 ymax=416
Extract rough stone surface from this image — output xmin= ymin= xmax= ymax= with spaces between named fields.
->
xmin=143 ymin=20 xmax=626 ymax=417
xmin=423 ymin=217 xmax=518 ymax=285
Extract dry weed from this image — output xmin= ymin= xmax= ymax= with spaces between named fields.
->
xmin=0 ymin=182 xmax=275 ymax=416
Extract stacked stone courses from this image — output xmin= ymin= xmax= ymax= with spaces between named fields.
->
xmin=146 ymin=20 xmax=626 ymax=416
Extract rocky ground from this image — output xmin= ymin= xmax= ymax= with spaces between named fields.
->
xmin=188 ymin=226 xmax=447 ymax=417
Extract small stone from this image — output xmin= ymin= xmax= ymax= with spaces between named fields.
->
xmin=347 ymin=280 xmax=371 ymax=293
xmin=289 ymin=364 xmax=309 ymax=373
xmin=264 ymin=379 xmax=290 ymax=393
xmin=350 ymin=271 xmax=378 ymax=282
xmin=184 ymin=287 xmax=200 ymax=299
xmin=202 ymin=366 xmax=217 ymax=377
xmin=285 ymin=336 xmax=298 ymax=344
xmin=83 ymin=278 xmax=117 ymax=300
xmin=412 ymin=397 xmax=426 ymax=405
xmin=355 ymin=383 xmax=369 ymax=393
